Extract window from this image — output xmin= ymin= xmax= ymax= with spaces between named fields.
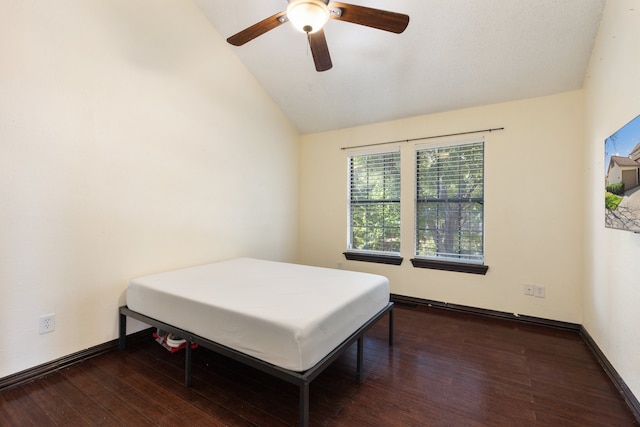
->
xmin=347 ymin=149 xmax=401 ymax=259
xmin=414 ymin=139 xmax=486 ymax=270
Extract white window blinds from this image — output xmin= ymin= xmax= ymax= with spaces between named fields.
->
xmin=348 ymin=149 xmax=401 ymax=253
xmin=415 ymin=139 xmax=484 ymax=263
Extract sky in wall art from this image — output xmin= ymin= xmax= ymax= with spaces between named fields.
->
xmin=604 ymin=114 xmax=640 ymax=232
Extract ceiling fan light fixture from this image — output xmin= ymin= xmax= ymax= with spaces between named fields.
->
xmin=286 ymin=0 xmax=330 ymax=34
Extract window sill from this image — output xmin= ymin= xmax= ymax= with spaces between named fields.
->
xmin=410 ymin=258 xmax=488 ymax=275
xmin=343 ymin=252 xmax=403 ymax=266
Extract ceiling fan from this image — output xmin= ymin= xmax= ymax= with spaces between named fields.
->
xmin=226 ymin=0 xmax=410 ymax=72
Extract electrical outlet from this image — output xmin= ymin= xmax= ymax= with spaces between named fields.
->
xmin=39 ymin=313 xmax=55 ymax=334
xmin=523 ymin=284 xmax=535 ymax=296
xmin=534 ymin=285 xmax=546 ymax=298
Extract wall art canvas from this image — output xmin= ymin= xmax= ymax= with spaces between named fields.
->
xmin=605 ymin=114 xmax=640 ymax=232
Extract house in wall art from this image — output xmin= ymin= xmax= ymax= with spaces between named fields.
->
xmin=605 ymin=114 xmax=640 ymax=232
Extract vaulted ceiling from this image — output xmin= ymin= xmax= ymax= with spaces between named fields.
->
xmin=195 ymin=0 xmax=605 ymax=134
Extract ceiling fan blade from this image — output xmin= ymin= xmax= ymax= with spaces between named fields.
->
xmin=227 ymin=11 xmax=287 ymax=46
xmin=329 ymin=2 xmax=409 ymax=34
xmin=308 ymin=29 xmax=333 ymax=72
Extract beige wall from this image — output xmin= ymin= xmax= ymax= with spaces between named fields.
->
xmin=583 ymin=0 xmax=640 ymax=401
xmin=300 ymin=91 xmax=584 ymax=324
xmin=0 ymin=0 xmax=300 ymax=377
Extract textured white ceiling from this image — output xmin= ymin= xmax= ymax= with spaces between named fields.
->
xmin=194 ymin=0 xmax=605 ymax=134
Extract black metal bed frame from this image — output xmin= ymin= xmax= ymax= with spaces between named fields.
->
xmin=119 ymin=302 xmax=394 ymax=426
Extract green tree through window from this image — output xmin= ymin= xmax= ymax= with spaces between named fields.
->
xmin=348 ymin=150 xmax=401 ymax=253
xmin=416 ymin=141 xmax=484 ymax=263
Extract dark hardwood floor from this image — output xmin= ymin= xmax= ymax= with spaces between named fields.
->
xmin=1 ymin=305 xmax=638 ymax=426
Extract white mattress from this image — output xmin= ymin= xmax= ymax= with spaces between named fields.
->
xmin=127 ymin=258 xmax=390 ymax=371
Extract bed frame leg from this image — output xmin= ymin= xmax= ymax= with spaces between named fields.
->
xmin=119 ymin=312 xmax=127 ymax=350
xmin=389 ymin=305 xmax=394 ymax=346
xmin=356 ymin=337 xmax=364 ymax=382
xmin=299 ymin=382 xmax=309 ymax=427
xmin=185 ymin=343 xmax=193 ymax=387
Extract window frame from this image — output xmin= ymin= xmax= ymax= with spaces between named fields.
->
xmin=411 ymin=138 xmax=488 ymax=274
xmin=345 ymin=147 xmax=403 ymax=265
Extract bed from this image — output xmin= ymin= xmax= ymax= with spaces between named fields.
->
xmin=118 ymin=258 xmax=394 ymax=426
